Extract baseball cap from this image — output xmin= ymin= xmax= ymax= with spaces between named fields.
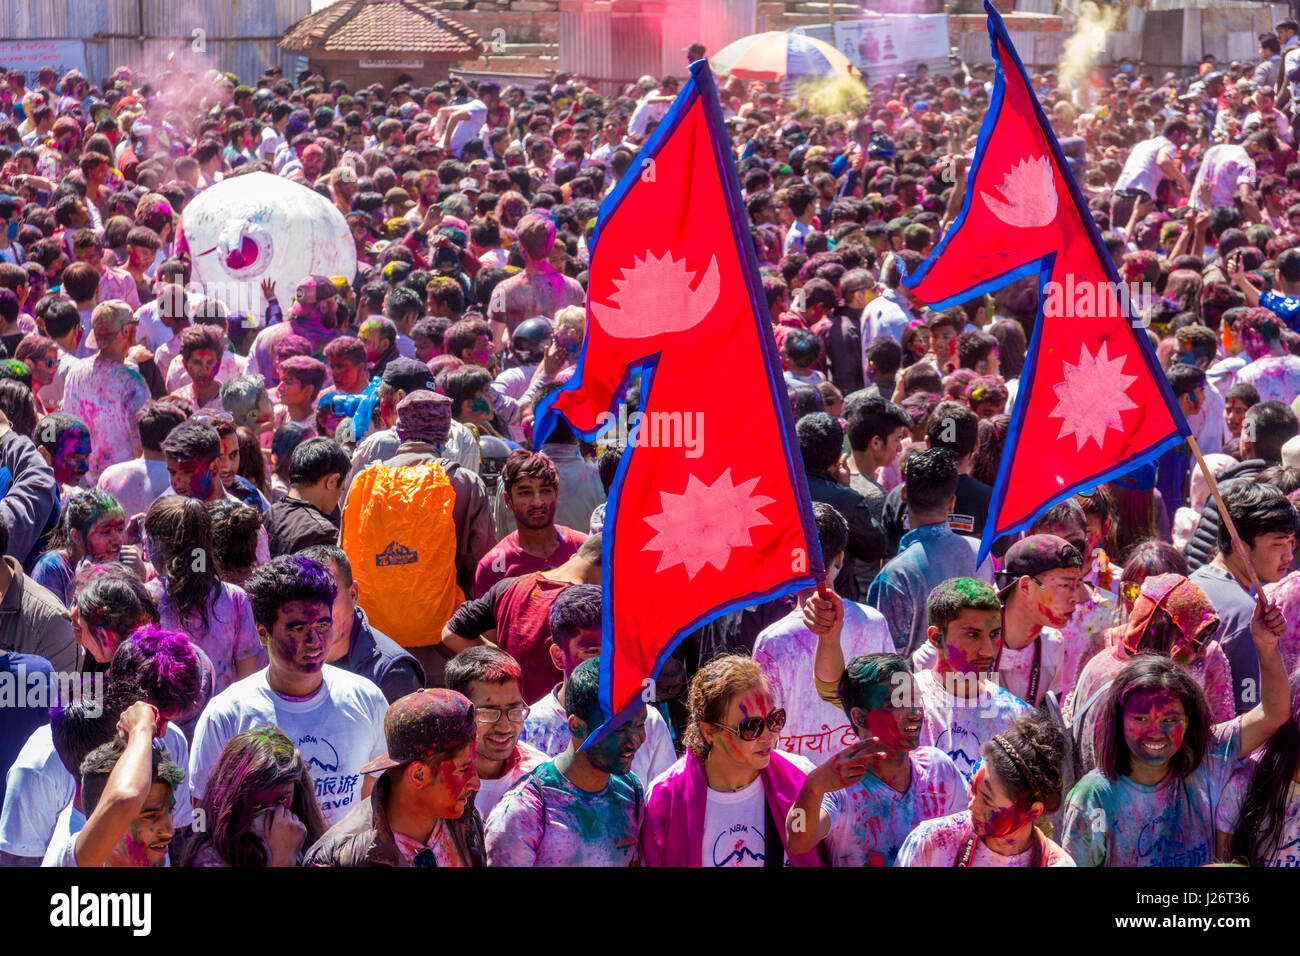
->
xmin=359 ymin=689 xmax=477 ymax=775
xmin=384 ymin=187 xmax=414 ymax=210
xmin=996 ymin=534 xmax=1082 ymax=599
xmin=294 ymin=275 xmax=338 ymax=306
xmin=86 ymin=299 xmax=136 ymax=350
xmin=381 ymin=356 xmax=435 ymax=393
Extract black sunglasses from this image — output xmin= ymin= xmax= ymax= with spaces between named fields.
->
xmin=714 ymin=708 xmax=786 ymax=742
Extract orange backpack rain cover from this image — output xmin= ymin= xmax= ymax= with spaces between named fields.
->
xmin=341 ymin=461 xmax=464 ymax=647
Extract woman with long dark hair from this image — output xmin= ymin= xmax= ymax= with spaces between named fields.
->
xmin=145 ymin=495 xmax=262 ymax=692
xmin=181 ymin=727 xmax=326 ymax=867
xmin=1222 ymin=672 xmax=1300 ymax=866
xmin=897 ymin=708 xmax=1074 ymax=866
xmin=1063 ymin=615 xmax=1288 ymax=867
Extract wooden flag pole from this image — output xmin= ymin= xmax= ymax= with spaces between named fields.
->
xmin=1186 ymin=433 xmax=1266 ymax=602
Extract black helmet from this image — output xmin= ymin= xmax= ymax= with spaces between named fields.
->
xmin=511 ymin=316 xmax=553 ymax=364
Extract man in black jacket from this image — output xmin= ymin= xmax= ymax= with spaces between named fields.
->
xmin=264 ymin=437 xmax=349 ymax=556
xmin=1186 ymin=401 xmax=1298 ymax=569
xmin=305 ymin=688 xmax=485 ymax=867
xmin=797 ymin=412 xmax=887 ymax=601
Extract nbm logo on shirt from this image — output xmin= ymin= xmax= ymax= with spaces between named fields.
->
xmin=376 ymin=541 xmax=418 ymax=566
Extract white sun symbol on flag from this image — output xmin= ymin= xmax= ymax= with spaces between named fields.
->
xmin=642 ymin=469 xmax=776 ymax=579
xmin=1047 ymin=341 xmax=1138 ymax=451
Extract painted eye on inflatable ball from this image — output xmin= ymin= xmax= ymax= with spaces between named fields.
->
xmin=213 ymin=220 xmax=274 ymax=279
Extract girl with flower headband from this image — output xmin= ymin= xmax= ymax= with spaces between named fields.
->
xmin=897 ymin=708 xmax=1074 ymax=867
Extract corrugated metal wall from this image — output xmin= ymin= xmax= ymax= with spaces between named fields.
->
xmin=0 ymin=0 xmax=309 ymax=84
xmin=561 ymin=0 xmax=756 ymax=92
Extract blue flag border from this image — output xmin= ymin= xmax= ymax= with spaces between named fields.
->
xmin=903 ymin=1 xmax=1192 ymax=564
xmin=534 ymin=59 xmax=825 ymax=743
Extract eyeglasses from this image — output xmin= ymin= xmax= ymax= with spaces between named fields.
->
xmin=474 ymin=705 xmax=529 ymax=725
xmin=713 ymin=708 xmax=786 ymax=741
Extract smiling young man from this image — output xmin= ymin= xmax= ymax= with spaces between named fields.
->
xmin=167 ymin=325 xmax=226 ymax=412
xmin=912 ymin=535 xmax=1086 ymax=707
xmin=815 ymin=576 xmax=1029 ymax=782
xmin=786 ymin=653 xmax=968 ymax=867
xmin=1190 ymin=481 xmax=1298 ymax=713
xmin=474 ymin=450 xmax=587 ymax=597
xmin=305 ymin=688 xmax=486 ymax=867
xmin=189 ymin=555 xmax=389 ymax=828
xmin=485 ymin=656 xmax=646 ymax=866
xmin=48 ymin=701 xmax=183 ymax=867
xmin=445 ymin=645 xmax=547 ymax=818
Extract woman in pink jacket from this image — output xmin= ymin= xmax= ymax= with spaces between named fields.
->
xmin=639 ymin=654 xmax=824 ymax=867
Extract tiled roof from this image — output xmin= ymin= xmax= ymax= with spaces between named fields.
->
xmin=280 ymin=0 xmax=485 ymax=56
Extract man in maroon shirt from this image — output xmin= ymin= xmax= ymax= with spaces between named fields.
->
xmin=441 ymin=534 xmax=601 ymax=703
xmin=473 ymin=449 xmax=587 ymax=597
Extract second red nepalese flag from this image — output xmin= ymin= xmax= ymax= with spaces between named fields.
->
xmin=534 ymin=60 xmax=823 ymax=737
xmin=904 ymin=1 xmax=1191 ymax=562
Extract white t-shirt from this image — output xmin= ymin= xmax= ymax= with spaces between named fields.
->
xmin=518 ymin=685 xmax=677 ymax=788
xmin=821 ymin=746 xmax=969 ymax=867
xmin=474 ymin=741 xmax=548 ymax=820
xmin=0 ymin=723 xmax=192 ymax=860
xmin=1218 ymin=766 xmax=1300 ymax=867
xmin=189 ymin=666 xmax=387 ymax=827
xmin=912 ymin=628 xmax=1065 ymax=707
xmin=640 ymin=751 xmax=814 ymax=867
xmin=1114 ymin=135 xmax=1175 ymax=196
xmin=96 ymin=458 xmax=172 ymax=523
xmin=753 ymin=601 xmax=893 ymax=766
xmin=448 ymin=100 xmax=488 ymax=158
xmin=40 ymin=803 xmax=83 ymax=866
xmin=1190 ymin=144 xmax=1255 ymax=212
xmin=913 ymin=669 xmax=1031 ymax=782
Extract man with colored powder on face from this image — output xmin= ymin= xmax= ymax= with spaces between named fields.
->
xmin=160 ymin=420 xmax=237 ymax=506
xmin=358 ymin=316 xmax=401 ymax=382
xmin=755 ymin=503 xmax=893 ymax=766
xmin=516 ymin=584 xmax=677 ymax=786
xmin=167 ymin=325 xmax=226 ymax=412
xmin=274 ymin=355 xmax=329 ymax=438
xmin=189 ymin=556 xmax=389 ymax=828
xmin=23 ymin=629 xmax=202 ymax=868
xmin=46 ymin=701 xmax=183 ymax=867
xmin=486 ymin=214 xmax=585 ymax=353
xmin=246 ymin=276 xmax=342 ymax=390
xmin=474 ymin=449 xmax=587 ymax=597
xmin=321 ymin=336 xmax=369 ymax=400
xmin=60 ymin=300 xmax=149 ymax=484
xmin=814 ymin=577 xmax=1029 ymax=783
xmin=300 ymin=544 xmax=424 ymax=705
xmin=1027 ymin=498 xmax=1121 ymax=702
xmin=485 ymin=656 xmax=646 ymax=866
xmin=33 ymin=412 xmax=90 ymax=498
xmin=446 ymin=645 xmax=548 ymax=818
xmin=911 ymin=535 xmax=1085 ymax=707
xmin=786 ymin=653 xmax=968 ymax=866
xmin=305 ymin=688 xmax=486 ymax=866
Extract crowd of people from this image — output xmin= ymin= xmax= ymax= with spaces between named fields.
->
xmin=4 ymin=23 xmax=1300 ymax=868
